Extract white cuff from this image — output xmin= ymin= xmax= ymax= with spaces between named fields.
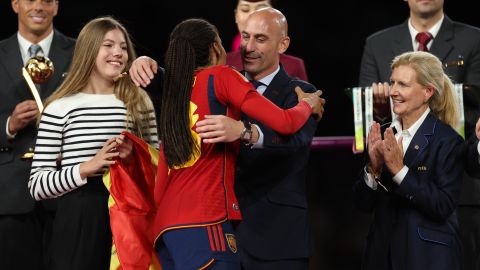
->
xmin=6 ymin=117 xmax=16 ymax=139
xmin=251 ymin=124 xmax=264 ymax=149
xmin=73 ymin=164 xmax=88 ymax=185
xmin=393 ymin=165 xmax=409 ymax=185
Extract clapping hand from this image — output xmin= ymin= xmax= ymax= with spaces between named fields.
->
xmin=367 ymin=122 xmax=384 ymax=173
xmin=382 ymin=128 xmax=404 ymax=175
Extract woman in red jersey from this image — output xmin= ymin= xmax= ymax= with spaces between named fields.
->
xmin=154 ymin=18 xmax=322 ymax=270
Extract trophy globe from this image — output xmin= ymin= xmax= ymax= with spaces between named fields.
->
xmin=20 ymin=55 xmax=55 ymax=160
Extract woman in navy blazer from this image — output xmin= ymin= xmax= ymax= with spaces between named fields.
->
xmin=353 ymin=51 xmax=465 ymax=270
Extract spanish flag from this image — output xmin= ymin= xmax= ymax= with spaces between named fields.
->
xmin=103 ymin=131 xmax=161 ymax=270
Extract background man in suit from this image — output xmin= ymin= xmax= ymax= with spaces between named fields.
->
xmin=354 ymin=51 xmax=465 ymax=270
xmin=227 ymin=0 xmax=309 ymax=81
xmin=0 ymin=0 xmax=75 ymax=268
xmin=358 ymin=0 xmax=480 ymax=268
xmin=195 ymin=8 xmax=324 ymax=270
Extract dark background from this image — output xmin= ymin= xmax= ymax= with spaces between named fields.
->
xmin=1 ymin=1 xmax=478 ymax=269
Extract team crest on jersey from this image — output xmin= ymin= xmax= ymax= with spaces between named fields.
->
xmin=225 ymin=234 xmax=237 ymax=253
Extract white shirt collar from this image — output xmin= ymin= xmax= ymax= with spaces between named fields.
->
xmin=408 ymin=14 xmax=444 ymax=51
xmin=391 ymin=107 xmax=431 ymax=138
xmin=17 ymin=30 xmax=54 ymax=65
xmin=245 ymin=66 xmax=280 ymax=95
xmin=258 ymin=66 xmax=280 ymax=86
xmin=245 ymin=65 xmax=280 ymax=87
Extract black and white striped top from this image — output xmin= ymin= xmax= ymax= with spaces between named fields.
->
xmin=29 ymin=92 xmax=158 ymax=201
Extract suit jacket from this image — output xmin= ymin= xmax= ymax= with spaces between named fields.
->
xmin=358 ymin=15 xmax=480 ymax=205
xmin=0 ymin=30 xmax=75 ymax=215
xmin=235 ymin=65 xmax=317 ymax=260
xmin=466 ymin=137 xmax=480 ymax=179
xmin=227 ymin=50 xmax=309 ymax=81
xmin=353 ymin=113 xmax=465 ymax=270
xmin=143 ymin=66 xmax=165 ymax=128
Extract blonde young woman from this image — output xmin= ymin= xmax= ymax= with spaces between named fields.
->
xmin=28 ymin=17 xmax=158 ymax=270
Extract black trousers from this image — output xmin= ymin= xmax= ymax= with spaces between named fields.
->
xmin=49 ymin=177 xmax=111 ymax=270
xmin=0 ymin=210 xmax=44 ymax=270
xmin=458 ymin=206 xmax=480 ymax=270
xmin=239 ymin=246 xmax=308 ymax=270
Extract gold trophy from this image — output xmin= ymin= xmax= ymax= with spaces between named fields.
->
xmin=21 ymin=56 xmax=54 ymax=160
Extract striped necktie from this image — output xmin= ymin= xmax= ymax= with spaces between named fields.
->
xmin=28 ymin=44 xmax=42 ymax=58
xmin=250 ymin=80 xmax=264 ymax=89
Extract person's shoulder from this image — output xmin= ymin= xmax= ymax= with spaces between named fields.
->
xmin=366 ymin=22 xmax=406 ymax=42
xmin=43 ymin=94 xmax=79 ymax=116
xmin=288 ymin=77 xmax=316 ymax=92
xmin=210 ymin=65 xmax=240 ymax=75
xmin=53 ymin=29 xmax=76 ymax=46
xmin=280 ymin=53 xmax=306 ymax=69
xmin=208 ymin=65 xmax=249 ymax=83
xmin=289 ymin=77 xmax=314 ymax=87
xmin=226 ymin=50 xmax=241 ymax=62
xmin=430 ymin=116 xmax=463 ymax=142
xmin=280 ymin=53 xmax=305 ymax=63
xmin=449 ymin=19 xmax=480 ymax=38
xmin=227 ymin=50 xmax=241 ymax=58
xmin=226 ymin=50 xmax=242 ymax=70
xmin=445 ymin=15 xmax=479 ymax=31
xmin=0 ymin=33 xmax=18 ymax=50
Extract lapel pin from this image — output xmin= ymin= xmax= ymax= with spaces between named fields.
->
xmin=414 ymin=145 xmax=419 ymax=150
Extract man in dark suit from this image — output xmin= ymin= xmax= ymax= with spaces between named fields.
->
xmin=127 ymin=7 xmax=323 ymax=269
xmin=228 ymin=0 xmax=308 ymax=81
xmin=195 ymin=8 xmax=323 ymax=270
xmin=0 ymin=0 xmax=75 ymax=268
xmin=354 ymin=51 xmax=465 ymax=270
xmin=358 ymin=1 xmax=480 ymax=268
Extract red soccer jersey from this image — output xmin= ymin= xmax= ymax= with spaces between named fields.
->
xmin=153 ymin=65 xmax=312 ymax=240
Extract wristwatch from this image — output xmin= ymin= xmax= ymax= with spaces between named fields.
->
xmin=366 ymin=163 xmax=388 ymax=192
xmin=240 ymin=120 xmax=253 ymax=146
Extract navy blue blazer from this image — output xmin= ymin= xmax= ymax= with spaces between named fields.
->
xmin=235 ymin=66 xmax=317 ymax=260
xmin=353 ymin=113 xmax=465 ymax=270
xmin=358 ymin=15 xmax=480 ymax=206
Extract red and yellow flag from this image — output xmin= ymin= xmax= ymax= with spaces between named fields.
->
xmin=103 ymin=131 xmax=161 ymax=270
